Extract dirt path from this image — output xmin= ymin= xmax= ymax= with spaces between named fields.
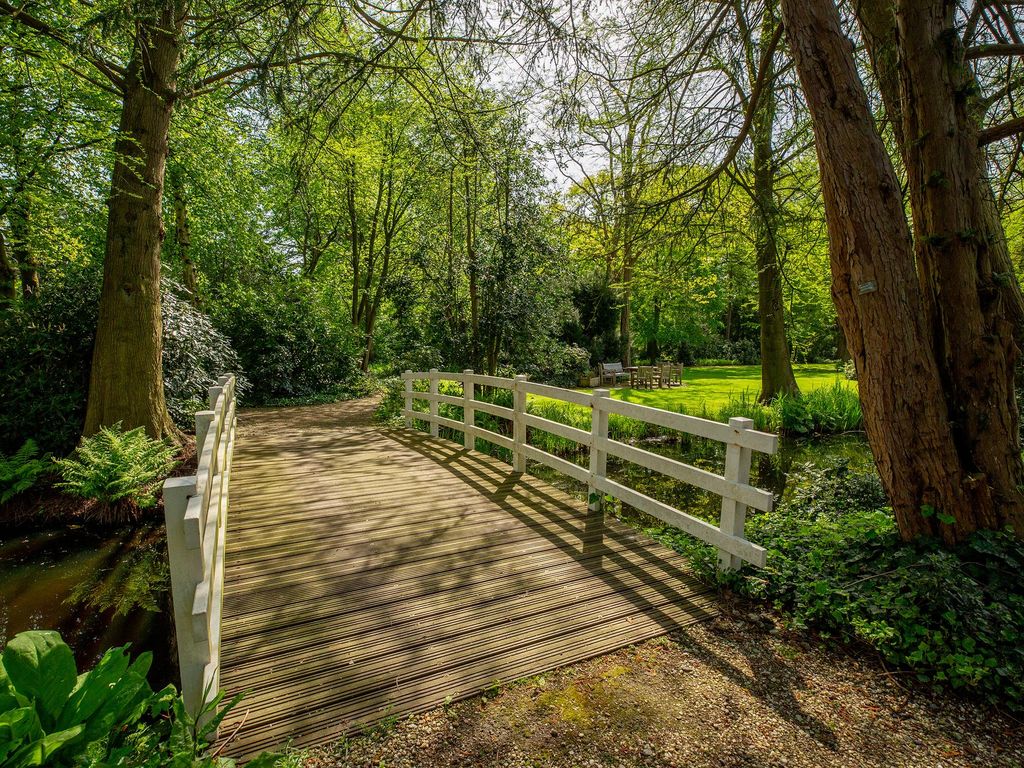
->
xmin=302 ymin=607 xmax=1023 ymax=768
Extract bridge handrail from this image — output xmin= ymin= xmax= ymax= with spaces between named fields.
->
xmin=401 ymin=368 xmax=777 ymax=570
xmin=162 ymin=374 xmax=237 ymax=718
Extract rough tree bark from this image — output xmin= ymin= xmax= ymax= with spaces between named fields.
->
xmin=779 ymin=0 xmax=1024 ymax=542
xmin=855 ymin=0 xmax=1024 ymax=332
xmin=83 ymin=3 xmax=181 ymax=439
xmin=0 ymin=230 xmax=16 ymax=303
xmin=895 ymin=0 xmax=1024 ymax=531
xmin=750 ymin=1 xmax=800 ymax=402
xmin=10 ymin=198 xmax=38 ymax=299
xmin=172 ymin=183 xmax=198 ymax=305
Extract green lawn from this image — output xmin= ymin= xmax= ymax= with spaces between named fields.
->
xmin=590 ymin=363 xmax=855 ymax=411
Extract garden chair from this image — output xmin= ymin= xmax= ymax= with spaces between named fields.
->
xmin=660 ymin=363 xmax=672 ymax=389
xmin=637 ymin=365 xmax=654 ymax=389
xmin=599 ymin=362 xmax=631 ymax=387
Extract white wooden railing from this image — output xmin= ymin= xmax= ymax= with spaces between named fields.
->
xmin=402 ymin=369 xmax=778 ymax=570
xmin=162 ymin=374 xmax=237 ymax=717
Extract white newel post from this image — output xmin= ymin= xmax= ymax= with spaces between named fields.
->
xmin=512 ymin=374 xmax=528 ymax=472
xmin=404 ymin=370 xmax=413 ymax=429
xmin=428 ymin=368 xmax=439 ymax=438
xmin=195 ymin=411 xmax=214 ymax=457
xmin=588 ymin=389 xmax=610 ymax=512
xmin=718 ymin=416 xmax=753 ymax=571
xmin=463 ymin=369 xmax=475 ymax=450
xmin=163 ymin=475 xmax=206 ymax=715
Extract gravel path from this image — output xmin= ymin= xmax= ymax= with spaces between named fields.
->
xmin=301 ymin=606 xmax=1023 ymax=768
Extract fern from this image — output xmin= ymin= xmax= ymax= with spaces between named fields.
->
xmin=55 ymin=423 xmax=178 ymax=508
xmin=0 ymin=439 xmax=51 ymax=503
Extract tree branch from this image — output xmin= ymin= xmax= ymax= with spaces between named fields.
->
xmin=0 ymin=0 xmax=125 ymax=89
xmin=965 ymin=42 xmax=1024 ymax=60
xmin=979 ymin=114 xmax=1024 ymax=145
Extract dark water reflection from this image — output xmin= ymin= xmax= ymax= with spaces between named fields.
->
xmin=0 ymin=521 xmax=175 ymax=686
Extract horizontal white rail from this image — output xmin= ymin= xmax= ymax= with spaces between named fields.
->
xmin=163 ymin=374 xmax=237 ymax=719
xmin=401 ymin=369 xmax=778 ymax=570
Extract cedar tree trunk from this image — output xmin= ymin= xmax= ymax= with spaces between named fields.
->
xmin=778 ymin=0 xmax=1023 ymax=543
xmin=751 ymin=4 xmax=800 ymax=403
xmin=895 ymin=0 xmax=1024 ymax=531
xmin=83 ymin=5 xmax=180 ymax=439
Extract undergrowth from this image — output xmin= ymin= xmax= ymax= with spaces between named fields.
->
xmin=0 ymin=440 xmax=52 ymax=504
xmin=649 ymin=460 xmax=1024 ymax=712
xmin=54 ymin=424 xmax=178 ymax=517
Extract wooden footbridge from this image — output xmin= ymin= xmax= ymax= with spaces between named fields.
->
xmin=163 ymin=371 xmax=778 ymax=759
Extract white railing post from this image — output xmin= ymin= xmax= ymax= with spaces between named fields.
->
xmin=163 ymin=374 xmax=238 ymax=722
xmin=403 ymin=370 xmax=413 ymax=429
xmin=512 ymin=374 xmax=528 ymax=472
xmin=163 ymin=475 xmax=206 ymax=715
xmin=428 ymin=368 xmax=439 ymax=438
xmin=718 ymin=416 xmax=753 ymax=571
xmin=195 ymin=411 xmax=214 ymax=454
xmin=588 ymin=388 xmax=610 ymax=512
xmin=463 ymin=369 xmax=474 ymax=450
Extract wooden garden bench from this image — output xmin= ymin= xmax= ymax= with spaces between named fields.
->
xmin=599 ymin=361 xmax=631 ymax=386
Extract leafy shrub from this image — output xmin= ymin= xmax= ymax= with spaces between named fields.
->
xmin=0 ymin=263 xmax=100 ymax=456
xmin=769 ymin=385 xmax=862 ymax=436
xmin=654 ymin=463 xmax=1024 ymax=712
xmin=520 ymin=342 xmax=591 ymax=387
xmin=0 ymin=440 xmax=51 ymax=503
xmin=0 ymin=630 xmax=284 ymax=767
xmin=0 ymin=630 xmax=164 ymax=767
xmin=55 ymin=424 xmax=177 ymax=511
xmin=374 ymin=377 xmax=406 ymax=426
xmin=209 ymin=283 xmax=360 ymax=404
xmin=0 ymin=268 xmax=247 ymax=454
xmin=843 ymin=360 xmax=858 ymax=380
xmin=802 ymin=383 xmax=862 ymax=433
xmin=162 ymin=286 xmax=246 ymax=429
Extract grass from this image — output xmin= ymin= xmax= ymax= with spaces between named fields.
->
xmin=583 ymin=363 xmax=855 ymax=411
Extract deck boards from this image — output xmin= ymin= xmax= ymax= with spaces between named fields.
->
xmin=219 ymin=399 xmax=716 ymax=758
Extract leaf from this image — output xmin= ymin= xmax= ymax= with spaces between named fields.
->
xmin=5 ymin=724 xmax=85 ymax=768
xmin=0 ymin=660 xmax=27 ymax=713
xmin=2 ymin=631 xmax=77 ymax=728
xmin=0 ymin=707 xmax=44 ymax=762
xmin=76 ymin=653 xmax=155 ymax=746
xmin=57 ymin=644 xmax=131 ymax=730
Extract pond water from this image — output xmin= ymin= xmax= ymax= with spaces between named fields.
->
xmin=0 ymin=520 xmax=176 ymax=686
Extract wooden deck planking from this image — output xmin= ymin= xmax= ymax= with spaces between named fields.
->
xmin=219 ymin=399 xmax=716 ymax=758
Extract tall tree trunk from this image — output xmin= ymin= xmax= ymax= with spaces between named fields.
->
xmin=465 ymin=166 xmax=480 ymax=370
xmin=644 ymin=296 xmax=661 ymax=364
xmin=10 ymin=198 xmax=38 ymax=299
xmin=0 ymin=230 xmax=16 ymax=303
xmin=172 ymin=184 xmax=197 ymax=305
xmin=779 ymin=0 xmax=1024 ymax=542
xmin=895 ymin=0 xmax=1024 ymax=529
xmin=751 ymin=2 xmax=799 ymax=403
xmin=619 ymin=256 xmax=632 ymax=366
xmin=83 ymin=6 xmax=180 ymax=439
xmin=348 ymin=160 xmax=360 ymax=326
xmin=855 ymin=0 xmax=1024 ymax=333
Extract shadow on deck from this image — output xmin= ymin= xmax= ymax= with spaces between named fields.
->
xmin=218 ymin=398 xmax=716 ymax=758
